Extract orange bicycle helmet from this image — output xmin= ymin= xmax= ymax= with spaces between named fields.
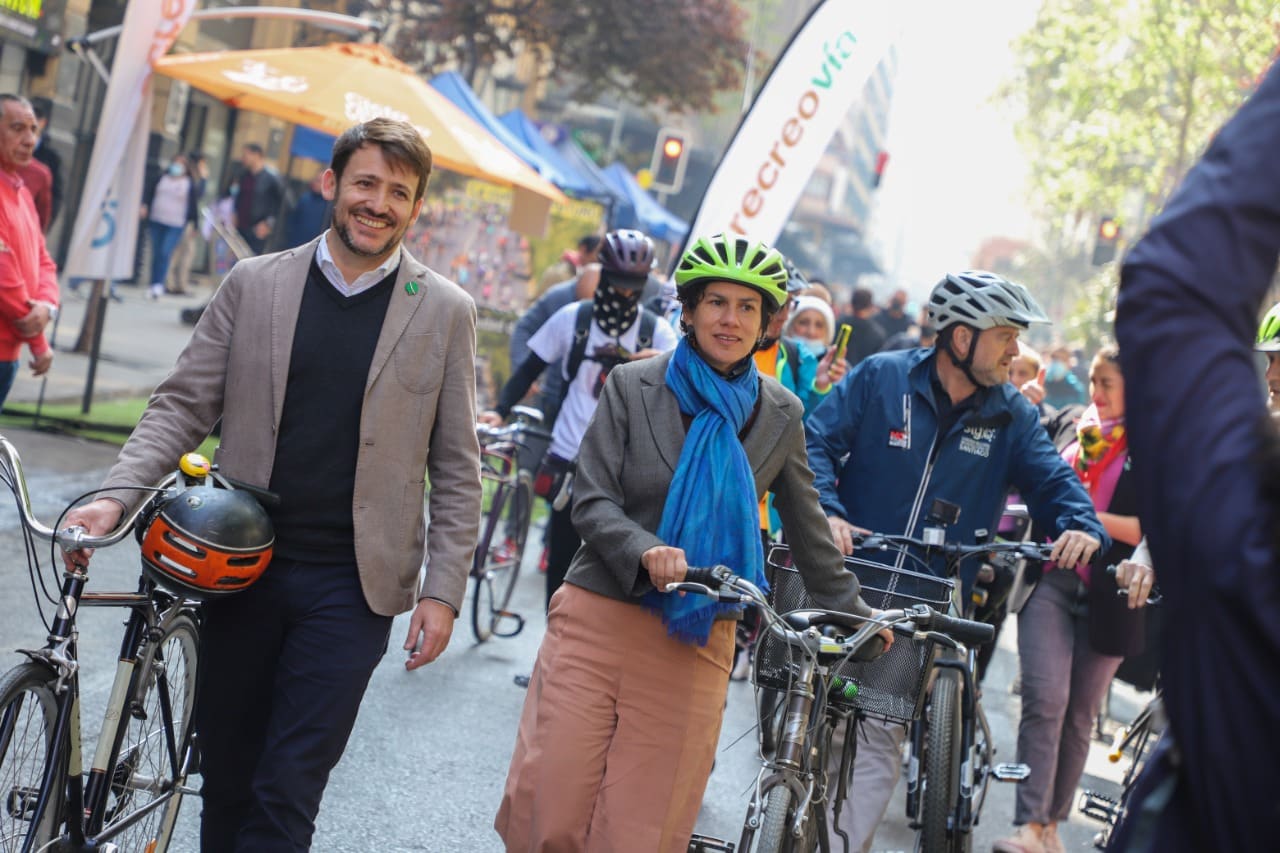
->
xmin=139 ymin=485 xmax=275 ymax=599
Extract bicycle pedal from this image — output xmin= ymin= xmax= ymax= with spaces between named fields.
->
xmin=687 ymin=833 xmax=734 ymax=852
xmin=992 ymin=762 xmax=1030 ymax=781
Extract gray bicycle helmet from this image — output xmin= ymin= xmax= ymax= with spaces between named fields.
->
xmin=599 ymin=229 xmax=655 ymax=279
xmin=927 ymin=271 xmax=1050 ymax=331
xmin=783 ymin=257 xmax=809 ymax=294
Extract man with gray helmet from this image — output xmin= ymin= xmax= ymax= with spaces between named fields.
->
xmin=803 ymin=270 xmax=1106 ymax=852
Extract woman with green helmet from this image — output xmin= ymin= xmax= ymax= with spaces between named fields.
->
xmin=495 ymin=233 xmax=886 ymax=852
xmin=1256 ymin=302 xmax=1280 ymax=410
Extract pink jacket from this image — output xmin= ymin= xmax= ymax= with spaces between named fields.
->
xmin=0 ymin=170 xmax=58 ymax=361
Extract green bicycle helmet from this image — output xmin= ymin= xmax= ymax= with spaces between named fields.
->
xmin=674 ymin=234 xmax=790 ymax=309
xmin=1256 ymin=302 xmax=1280 ymax=352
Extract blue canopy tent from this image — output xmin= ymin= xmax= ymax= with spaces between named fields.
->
xmin=548 ymin=134 xmax=635 ymax=228
xmin=600 ymin=162 xmax=689 ymax=243
xmin=429 ymin=71 xmax=584 ymax=193
xmin=498 ymin=109 xmax=612 ymax=201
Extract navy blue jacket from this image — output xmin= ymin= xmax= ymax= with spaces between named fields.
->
xmin=805 ymin=347 xmax=1104 ymax=588
xmin=1112 ymin=62 xmax=1280 ymax=852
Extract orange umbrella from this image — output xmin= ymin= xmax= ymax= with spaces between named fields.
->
xmin=153 ymin=43 xmax=565 ymax=207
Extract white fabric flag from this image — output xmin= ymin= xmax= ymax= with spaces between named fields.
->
xmin=684 ymin=0 xmax=895 ymax=248
xmin=63 ymin=0 xmax=196 ymax=279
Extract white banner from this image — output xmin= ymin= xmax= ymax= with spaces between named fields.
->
xmin=64 ymin=0 xmax=196 ymax=279
xmin=684 ymin=0 xmax=895 ymax=249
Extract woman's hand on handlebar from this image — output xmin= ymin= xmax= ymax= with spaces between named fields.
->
xmin=477 ymin=410 xmax=504 ymax=427
xmin=642 ymin=545 xmax=688 ymax=592
xmin=59 ymin=498 xmax=125 ymax=569
xmin=827 ymin=516 xmax=871 ymax=556
xmin=1114 ymin=558 xmax=1157 ymax=609
xmin=868 ymin=608 xmax=896 ymax=653
xmin=1049 ymin=529 xmax=1100 ymax=569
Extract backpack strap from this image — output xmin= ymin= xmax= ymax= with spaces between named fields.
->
xmin=563 ymin=299 xmax=595 ymax=385
xmin=781 ymin=339 xmax=802 ymax=391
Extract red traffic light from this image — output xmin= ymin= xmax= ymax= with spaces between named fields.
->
xmin=650 ymin=127 xmax=689 ymax=194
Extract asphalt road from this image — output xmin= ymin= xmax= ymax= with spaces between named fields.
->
xmin=0 ymin=426 xmax=1140 ymax=852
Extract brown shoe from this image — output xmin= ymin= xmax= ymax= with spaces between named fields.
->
xmin=992 ymin=824 xmax=1046 ymax=853
xmin=1041 ymin=823 xmax=1065 ymax=853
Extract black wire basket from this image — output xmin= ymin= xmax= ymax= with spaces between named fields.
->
xmin=754 ymin=544 xmax=955 ymax=724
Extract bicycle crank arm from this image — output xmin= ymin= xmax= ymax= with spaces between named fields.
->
xmin=991 ymin=762 xmax=1030 ymax=782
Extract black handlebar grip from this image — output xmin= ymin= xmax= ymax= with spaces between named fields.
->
xmin=683 ymin=565 xmax=733 ymax=586
xmin=925 ymin=611 xmax=995 ymax=646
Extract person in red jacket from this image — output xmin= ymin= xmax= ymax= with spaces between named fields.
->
xmin=0 ymin=94 xmax=59 ymax=406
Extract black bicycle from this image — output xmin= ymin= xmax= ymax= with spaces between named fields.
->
xmin=0 ymin=437 xmax=222 ymax=853
xmin=678 ymin=562 xmax=995 ymax=853
xmin=849 ymin=525 xmax=1055 ymax=853
xmin=471 ymin=406 xmax=551 ymax=643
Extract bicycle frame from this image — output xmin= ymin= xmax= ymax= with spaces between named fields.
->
xmin=20 ymin=579 xmax=195 ymax=852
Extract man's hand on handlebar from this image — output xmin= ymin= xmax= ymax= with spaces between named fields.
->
xmin=827 ymin=515 xmax=871 ymax=556
xmin=1049 ymin=529 xmax=1101 ymax=569
xmin=60 ymin=498 xmax=125 ymax=569
xmin=477 ymin=411 xmax=504 ymax=427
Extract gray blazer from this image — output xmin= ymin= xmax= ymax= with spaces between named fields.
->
xmin=567 ymin=350 xmax=868 ymax=616
xmin=101 ymin=236 xmax=482 ymax=617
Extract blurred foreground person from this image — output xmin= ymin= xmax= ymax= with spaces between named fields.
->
xmin=1111 ymin=60 xmax=1280 ymax=853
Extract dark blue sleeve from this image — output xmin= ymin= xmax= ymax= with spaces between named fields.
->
xmin=804 ymin=361 xmax=872 ymax=518
xmin=1115 ymin=62 xmax=1280 ymax=850
xmin=1006 ymin=403 xmax=1106 ymax=547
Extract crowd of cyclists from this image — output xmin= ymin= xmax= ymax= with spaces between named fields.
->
xmin=484 ymin=65 xmax=1280 ymax=851
xmin=14 ymin=58 xmax=1276 ymax=853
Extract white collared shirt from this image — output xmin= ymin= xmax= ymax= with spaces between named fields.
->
xmin=314 ymin=230 xmax=402 ymax=296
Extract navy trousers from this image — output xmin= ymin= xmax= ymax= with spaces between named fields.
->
xmin=195 ymin=558 xmax=393 ymax=852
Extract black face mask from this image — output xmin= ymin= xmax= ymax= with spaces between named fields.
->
xmin=593 ymin=276 xmax=643 ymax=337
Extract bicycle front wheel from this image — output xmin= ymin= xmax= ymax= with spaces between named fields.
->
xmin=0 ymin=662 xmax=63 ymax=852
xmin=921 ymin=669 xmax=962 ymax=853
xmin=471 ymin=472 xmax=531 ymax=643
xmin=755 ymin=783 xmax=792 ymax=853
xmin=102 ymin=612 xmax=199 ymax=853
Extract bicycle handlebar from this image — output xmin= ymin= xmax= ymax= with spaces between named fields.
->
xmin=855 ymin=531 xmax=1056 ymax=564
xmin=669 ymin=565 xmax=995 ymax=652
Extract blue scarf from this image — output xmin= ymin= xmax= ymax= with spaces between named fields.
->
xmin=642 ymin=338 xmax=768 ymax=644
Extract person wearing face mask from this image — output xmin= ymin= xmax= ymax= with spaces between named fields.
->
xmin=753 ymin=261 xmax=846 ymax=417
xmin=785 ymin=294 xmax=837 ymax=356
xmin=481 ymin=230 xmax=678 ymax=607
xmin=1042 ymin=345 xmax=1087 ymax=410
xmin=140 ymin=154 xmax=196 ymax=300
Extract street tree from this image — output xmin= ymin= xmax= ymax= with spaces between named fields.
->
xmin=355 ymin=0 xmax=750 ymax=114
xmin=1002 ymin=0 xmax=1280 ymax=342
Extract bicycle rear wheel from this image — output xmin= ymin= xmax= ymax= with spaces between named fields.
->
xmin=0 ymin=662 xmax=63 ymax=852
xmin=921 ymin=670 xmax=962 ymax=853
xmin=101 ymin=613 xmax=199 ymax=853
xmin=470 ymin=472 xmax=531 ymax=643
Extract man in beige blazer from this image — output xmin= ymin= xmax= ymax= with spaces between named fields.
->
xmin=64 ymin=118 xmax=480 ymax=851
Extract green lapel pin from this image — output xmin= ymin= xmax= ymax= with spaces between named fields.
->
xmin=405 ymin=281 xmax=420 ymax=296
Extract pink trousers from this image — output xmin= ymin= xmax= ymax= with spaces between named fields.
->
xmin=495 ymin=584 xmax=735 ymax=852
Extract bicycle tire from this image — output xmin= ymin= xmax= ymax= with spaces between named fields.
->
xmin=0 ymin=661 xmax=63 ymax=852
xmin=921 ymin=670 xmax=962 ymax=853
xmin=755 ymin=783 xmax=792 ymax=853
xmin=101 ymin=612 xmax=199 ymax=853
xmin=470 ymin=473 xmax=531 ymax=643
